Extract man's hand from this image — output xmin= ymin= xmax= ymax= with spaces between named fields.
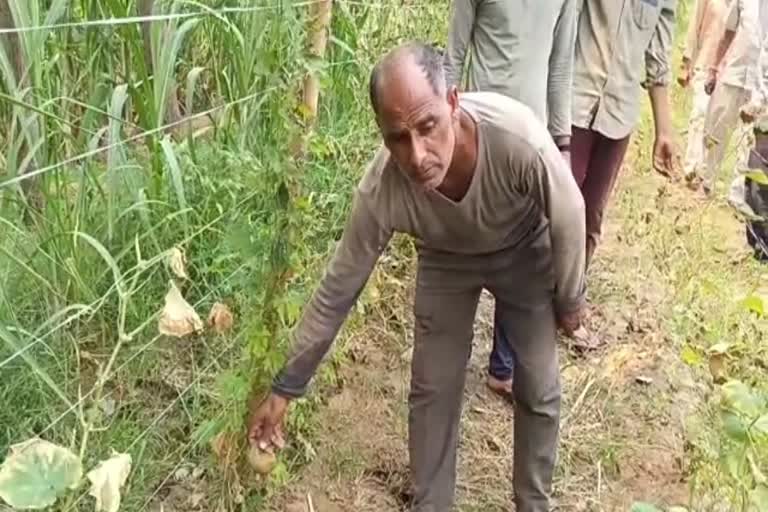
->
xmin=704 ymin=68 xmax=718 ymax=95
xmin=740 ymin=101 xmax=763 ymax=124
xmin=741 ymin=110 xmax=757 ymax=124
xmin=560 ymin=149 xmax=572 ymax=168
xmin=557 ymin=308 xmax=583 ymax=336
xmin=653 ymin=134 xmax=679 ymax=178
xmin=247 ymin=393 xmax=289 ymax=452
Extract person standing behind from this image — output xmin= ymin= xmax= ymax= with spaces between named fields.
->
xmin=679 ymin=0 xmax=730 ymax=188
xmin=699 ymin=0 xmax=766 ymax=196
xmin=571 ymin=0 xmax=679 ymax=272
xmin=443 ymin=0 xmax=578 ymax=401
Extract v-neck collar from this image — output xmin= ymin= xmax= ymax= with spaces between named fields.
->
xmin=429 ymin=104 xmax=484 ymax=207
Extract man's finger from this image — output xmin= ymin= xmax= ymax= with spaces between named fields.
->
xmin=257 ymin=422 xmax=275 ymax=451
xmin=271 ymin=430 xmax=286 ymax=450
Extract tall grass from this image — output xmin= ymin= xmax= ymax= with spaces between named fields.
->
xmin=0 ymin=0 xmax=446 ymax=508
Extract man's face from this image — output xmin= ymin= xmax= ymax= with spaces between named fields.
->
xmin=376 ymin=69 xmax=458 ymax=190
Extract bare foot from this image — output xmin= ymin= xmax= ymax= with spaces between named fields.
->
xmin=486 ymin=375 xmax=514 ymax=403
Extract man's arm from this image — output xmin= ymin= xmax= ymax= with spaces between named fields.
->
xmin=706 ymin=0 xmax=738 ymax=93
xmin=683 ymin=0 xmax=705 ymax=67
xmin=271 ymin=185 xmax=392 ymax=398
xmin=645 ymin=0 xmax=678 ymax=174
xmin=547 ymin=0 xmax=577 ymax=147
xmin=444 ymin=0 xmax=476 ymax=89
xmin=526 ymin=141 xmax=586 ymax=315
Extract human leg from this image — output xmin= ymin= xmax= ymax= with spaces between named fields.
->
xmin=409 ymin=253 xmax=483 ymax=512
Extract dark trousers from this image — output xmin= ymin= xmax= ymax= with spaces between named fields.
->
xmin=412 ymin=225 xmax=560 ymax=512
xmin=745 ymin=131 xmax=768 ymax=262
xmin=489 ymin=125 xmax=630 ymax=381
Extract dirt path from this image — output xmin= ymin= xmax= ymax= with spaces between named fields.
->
xmin=255 ymin=149 xmax=752 ymax=512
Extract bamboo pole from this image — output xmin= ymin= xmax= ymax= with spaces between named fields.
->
xmin=301 ymin=0 xmax=333 ymax=123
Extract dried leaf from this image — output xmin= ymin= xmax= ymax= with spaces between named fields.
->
xmin=209 ymin=431 xmax=239 ymax=469
xmin=158 ymin=281 xmax=203 ymax=337
xmin=167 ymin=247 xmax=188 ymax=280
xmin=0 ymin=438 xmax=83 ymax=509
xmin=207 ymin=302 xmax=234 ymax=334
xmin=709 ymin=353 xmax=727 ymax=384
xmin=86 ymin=452 xmax=131 ymax=512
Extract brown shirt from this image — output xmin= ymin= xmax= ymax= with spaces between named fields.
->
xmin=273 ymin=92 xmax=586 ymax=398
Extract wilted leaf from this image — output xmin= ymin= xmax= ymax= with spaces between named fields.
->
xmin=709 ymin=353 xmax=728 ymax=384
xmin=158 ymin=281 xmax=203 ymax=338
xmin=167 ymin=247 xmax=188 ymax=280
xmin=86 ymin=452 xmax=131 ymax=512
xmin=681 ymin=344 xmax=703 ymax=366
xmin=0 ymin=438 xmax=83 ymax=509
xmin=207 ymin=302 xmax=234 ymax=334
xmin=210 ymin=431 xmax=240 ymax=469
xmin=708 ymin=342 xmax=732 ymax=355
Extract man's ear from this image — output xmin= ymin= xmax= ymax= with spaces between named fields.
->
xmin=446 ymin=85 xmax=459 ymax=117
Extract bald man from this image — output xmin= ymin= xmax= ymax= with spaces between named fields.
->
xmin=247 ymin=42 xmax=587 ymax=511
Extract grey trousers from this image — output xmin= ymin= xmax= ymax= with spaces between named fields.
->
xmin=409 ymin=224 xmax=561 ymax=512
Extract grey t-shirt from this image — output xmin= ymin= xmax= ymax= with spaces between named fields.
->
xmin=444 ymin=0 xmax=578 ymax=138
xmin=273 ymin=92 xmax=586 ymax=398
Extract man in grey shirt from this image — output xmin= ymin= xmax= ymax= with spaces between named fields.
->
xmin=247 ymin=42 xmax=586 ymax=511
xmin=443 ymin=0 xmax=578 ymax=400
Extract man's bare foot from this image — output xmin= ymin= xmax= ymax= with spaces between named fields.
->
xmin=486 ymin=374 xmax=514 ymax=403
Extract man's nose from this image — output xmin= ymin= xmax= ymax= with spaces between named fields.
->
xmin=410 ymin=136 xmax=427 ymax=169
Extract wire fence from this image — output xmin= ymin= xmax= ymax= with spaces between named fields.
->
xmin=0 ymin=0 xmax=420 ymax=35
xmin=0 ymin=0 xmax=441 ymax=508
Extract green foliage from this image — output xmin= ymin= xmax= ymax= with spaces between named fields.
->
xmin=0 ymin=438 xmax=82 ymax=509
xmin=1 ymin=0 xmax=429 ymax=507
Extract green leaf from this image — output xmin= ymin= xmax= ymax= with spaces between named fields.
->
xmin=0 ymin=438 xmax=83 ymax=509
xmin=750 ymin=484 xmax=768 ymax=512
xmin=722 ymin=410 xmax=748 ymax=442
xmin=722 ymin=449 xmax=746 ymax=480
xmin=681 ymin=344 xmax=703 ymax=366
xmin=161 ymin=136 xmax=188 ymax=214
xmin=722 ymin=380 xmax=762 ymax=418
xmin=746 ymin=170 xmax=768 ymax=186
xmin=630 ymin=502 xmax=663 ymax=512
xmin=742 ymin=295 xmax=765 ymax=317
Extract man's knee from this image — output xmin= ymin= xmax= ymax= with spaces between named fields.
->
xmin=513 ymin=370 xmax=561 ymax=418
